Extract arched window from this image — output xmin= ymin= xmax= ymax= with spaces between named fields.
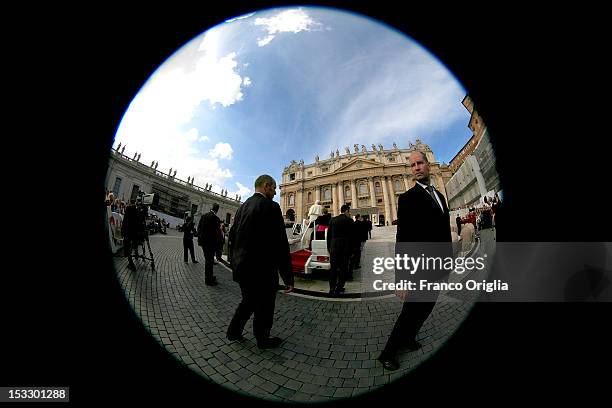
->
xmin=394 ymin=180 xmax=401 ymax=191
xmin=375 ymin=182 xmax=382 ymax=193
xmin=288 ymin=194 xmax=295 ymax=206
xmin=323 ymin=188 xmax=331 ymax=200
xmin=307 ymin=191 xmax=312 ymax=202
xmin=359 ymin=182 xmax=368 ymax=195
xmin=344 ymin=185 xmax=351 ymax=198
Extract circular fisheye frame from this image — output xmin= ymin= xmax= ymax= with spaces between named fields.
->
xmin=104 ymin=6 xmax=501 ymax=402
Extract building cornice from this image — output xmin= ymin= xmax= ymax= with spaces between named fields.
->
xmin=109 ymin=150 xmax=240 ymax=205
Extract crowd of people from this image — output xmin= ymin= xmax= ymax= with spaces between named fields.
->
xmin=105 ymin=191 xmax=127 ymax=215
xmin=452 ymin=194 xmax=500 ymax=234
xmin=105 ymin=190 xmax=169 ymax=234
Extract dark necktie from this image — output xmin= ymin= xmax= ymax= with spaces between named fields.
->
xmin=427 ymin=185 xmax=442 ymax=212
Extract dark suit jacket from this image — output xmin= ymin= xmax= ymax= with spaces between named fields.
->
xmin=396 ymin=184 xmax=452 ymax=243
xmin=396 ymin=184 xmax=452 ymax=282
xmin=355 ymin=220 xmax=369 ymax=243
xmin=326 ymin=214 xmax=355 ymax=258
xmin=315 ymin=213 xmax=331 ymax=227
xmin=197 ymin=210 xmax=221 ymax=249
xmin=182 ymin=220 xmax=197 ymax=241
xmin=229 ymin=193 xmax=294 ymax=288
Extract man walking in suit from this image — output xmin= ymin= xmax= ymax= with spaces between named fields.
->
xmin=226 ymin=175 xmax=294 ymax=349
xmin=378 ymin=150 xmax=452 ymax=371
xmin=198 ymin=203 xmax=221 ymax=286
xmin=326 ymin=204 xmax=355 ymax=294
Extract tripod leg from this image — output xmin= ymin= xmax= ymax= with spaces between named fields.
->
xmin=146 ymin=237 xmax=155 ymax=270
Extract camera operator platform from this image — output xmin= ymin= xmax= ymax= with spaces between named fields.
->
xmin=121 ymin=192 xmax=156 ymax=270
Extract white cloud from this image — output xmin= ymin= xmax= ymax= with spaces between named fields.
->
xmin=257 ymin=36 xmax=275 ymax=47
xmin=320 ymin=49 xmax=467 ymax=153
xmin=254 ymin=9 xmax=319 ymax=47
xmin=209 ymin=142 xmax=234 ymax=160
xmin=228 ymin=182 xmax=252 ymax=199
xmin=113 ymin=27 xmax=248 ymax=191
xmin=243 ymin=77 xmax=252 ymax=86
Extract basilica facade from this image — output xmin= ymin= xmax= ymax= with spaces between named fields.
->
xmin=279 ymin=140 xmax=453 ymax=225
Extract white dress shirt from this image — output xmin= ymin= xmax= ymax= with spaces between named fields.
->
xmin=415 ymin=180 xmax=444 ymax=212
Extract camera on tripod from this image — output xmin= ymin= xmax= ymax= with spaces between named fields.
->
xmin=124 ymin=191 xmax=156 ymax=270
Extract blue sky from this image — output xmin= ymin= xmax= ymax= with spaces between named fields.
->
xmin=114 ymin=7 xmax=472 ymax=201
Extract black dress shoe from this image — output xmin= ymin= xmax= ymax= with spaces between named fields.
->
xmin=378 ymin=355 xmax=399 ymax=371
xmin=192 ymin=260 xmax=199 ymax=264
xmin=405 ymin=340 xmax=422 ymax=351
xmin=336 ymin=287 xmax=346 ymax=293
xmin=257 ymin=337 xmax=282 ymax=349
xmin=227 ymin=332 xmax=245 ymax=342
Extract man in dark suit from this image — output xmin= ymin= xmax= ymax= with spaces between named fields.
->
xmin=226 ymin=175 xmax=294 ymax=349
xmin=353 ymin=214 xmax=370 ymax=270
xmin=365 ymin=216 xmax=373 ymax=239
xmin=314 ymin=208 xmax=331 ymax=240
xmin=378 ymin=150 xmax=452 ymax=371
xmin=198 ymin=203 xmax=221 ymax=286
xmin=326 ymin=204 xmax=355 ymax=294
xmin=182 ymin=215 xmax=199 ymax=264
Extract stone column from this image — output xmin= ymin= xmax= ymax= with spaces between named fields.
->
xmin=368 ymin=177 xmax=376 ymax=208
xmin=381 ymin=177 xmax=392 ymax=225
xmin=403 ymin=175 xmax=410 ymax=191
xmin=350 ymin=179 xmax=357 ymax=208
xmin=387 ymin=177 xmax=398 ymax=221
xmin=315 ymin=185 xmax=321 ymax=202
xmin=296 ymin=188 xmax=304 ymax=222
xmin=337 ymin=181 xmax=345 ymax=209
xmin=331 ymin=183 xmax=338 ymax=215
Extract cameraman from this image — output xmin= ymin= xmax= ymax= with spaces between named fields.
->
xmin=121 ymin=197 xmax=147 ymax=271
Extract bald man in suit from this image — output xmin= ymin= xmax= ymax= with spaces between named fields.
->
xmin=378 ymin=150 xmax=452 ymax=371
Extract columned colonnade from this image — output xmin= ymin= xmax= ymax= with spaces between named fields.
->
xmin=283 ymin=173 xmax=426 ymax=225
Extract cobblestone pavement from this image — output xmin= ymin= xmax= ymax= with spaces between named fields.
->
xmin=113 ymin=229 xmax=491 ymax=403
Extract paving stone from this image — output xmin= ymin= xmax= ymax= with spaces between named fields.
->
xmin=333 ymin=388 xmax=354 ymax=398
xmin=284 ymin=379 xmax=304 ymax=391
